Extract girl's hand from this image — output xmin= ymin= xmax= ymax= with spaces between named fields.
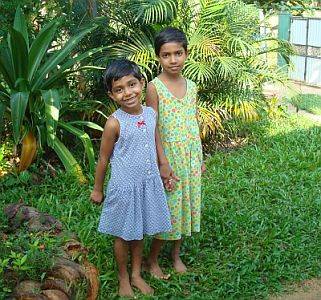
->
xmin=201 ymin=162 xmax=206 ymax=174
xmin=90 ymin=190 xmax=104 ymax=205
xmin=159 ymin=163 xmax=179 ymax=192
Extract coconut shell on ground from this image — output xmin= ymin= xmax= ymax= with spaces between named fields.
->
xmin=12 ymin=280 xmax=43 ymax=299
xmin=4 ymin=204 xmax=63 ymax=233
xmin=41 ymin=289 xmax=69 ymax=300
xmin=4 ymin=204 xmax=99 ymax=300
xmin=41 ymin=278 xmax=71 ymax=297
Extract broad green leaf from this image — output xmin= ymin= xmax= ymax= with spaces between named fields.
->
xmin=41 ymin=89 xmax=61 ymax=146
xmin=35 ymin=124 xmax=46 ymax=150
xmin=0 ymin=48 xmax=15 ymax=89
xmin=51 ymin=136 xmax=86 ymax=182
xmin=68 ymin=121 xmax=103 ymax=131
xmin=41 ymin=46 xmax=106 ymax=90
xmin=13 ymin=7 xmax=29 ymax=50
xmin=14 ymin=77 xmax=29 ymax=91
xmin=8 ymin=28 xmax=28 ymax=81
xmin=59 ymin=121 xmax=95 ymax=174
xmin=28 ymin=21 xmax=58 ymax=82
xmin=10 ymin=92 xmax=29 ymax=144
xmin=32 ymin=26 xmax=96 ymax=91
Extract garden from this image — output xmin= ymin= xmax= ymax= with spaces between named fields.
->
xmin=1 ymin=0 xmax=321 ymax=299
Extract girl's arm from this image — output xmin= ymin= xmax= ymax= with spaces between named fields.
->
xmin=90 ymin=117 xmax=119 ymax=204
xmin=146 ymin=83 xmax=168 ymax=166
xmin=146 ymin=83 xmax=179 ymax=190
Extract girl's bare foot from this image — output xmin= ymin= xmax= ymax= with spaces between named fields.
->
xmin=119 ymin=275 xmax=134 ymax=297
xmin=173 ymin=257 xmax=187 ymax=273
xmin=147 ymin=260 xmax=170 ymax=280
xmin=131 ymin=275 xmax=154 ymax=295
xmin=144 ymin=259 xmax=170 ymax=280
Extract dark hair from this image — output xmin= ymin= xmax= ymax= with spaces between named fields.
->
xmin=154 ymin=27 xmax=188 ymax=56
xmin=103 ymin=59 xmax=143 ymax=92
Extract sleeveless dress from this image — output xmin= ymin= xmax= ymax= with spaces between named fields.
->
xmin=151 ymin=77 xmax=203 ymax=241
xmin=98 ymin=106 xmax=172 ymax=241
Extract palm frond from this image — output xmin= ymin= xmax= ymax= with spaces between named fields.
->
xmin=213 ymin=56 xmax=242 ymax=80
xmin=188 ymin=29 xmax=221 ymax=61
xmin=108 ymin=32 xmax=157 ymax=78
xmin=197 ymin=100 xmax=228 ymax=139
xmin=226 ymin=36 xmax=256 ymax=57
xmin=183 ymin=60 xmax=216 ymax=84
xmin=124 ymin=0 xmax=178 ymax=24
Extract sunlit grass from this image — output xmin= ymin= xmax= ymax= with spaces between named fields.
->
xmin=289 ymin=94 xmax=321 ymax=115
xmin=1 ymin=115 xmax=321 ymax=299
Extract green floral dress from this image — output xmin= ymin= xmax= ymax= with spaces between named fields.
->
xmin=151 ymin=77 xmax=203 ymax=240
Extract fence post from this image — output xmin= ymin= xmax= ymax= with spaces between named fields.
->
xmin=278 ymin=11 xmax=291 ymax=68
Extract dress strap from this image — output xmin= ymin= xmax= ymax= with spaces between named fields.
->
xmin=150 ymin=77 xmax=161 ymax=92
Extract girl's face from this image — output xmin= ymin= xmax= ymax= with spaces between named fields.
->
xmin=108 ymin=74 xmax=144 ymax=112
xmin=158 ymin=42 xmax=187 ymax=75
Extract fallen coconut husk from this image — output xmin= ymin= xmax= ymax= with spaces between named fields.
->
xmin=12 ymin=280 xmax=43 ymax=299
xmin=54 ymin=257 xmax=86 ymax=277
xmin=83 ymin=260 xmax=100 ymax=300
xmin=50 ymin=264 xmax=82 ymax=285
xmin=4 ymin=203 xmax=99 ymax=300
xmin=4 ymin=204 xmax=63 ymax=233
xmin=41 ymin=277 xmax=71 ymax=297
xmin=41 ymin=289 xmax=69 ymax=300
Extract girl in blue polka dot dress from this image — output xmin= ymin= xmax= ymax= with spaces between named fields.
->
xmin=90 ymin=59 xmax=177 ymax=297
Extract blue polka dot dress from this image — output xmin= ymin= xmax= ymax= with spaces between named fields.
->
xmin=98 ymin=106 xmax=172 ymax=241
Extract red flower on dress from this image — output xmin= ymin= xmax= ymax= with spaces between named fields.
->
xmin=137 ymin=120 xmax=146 ymax=128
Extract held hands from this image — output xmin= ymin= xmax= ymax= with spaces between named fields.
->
xmin=90 ymin=189 xmax=104 ymax=205
xmin=201 ymin=162 xmax=206 ymax=174
xmin=159 ymin=163 xmax=179 ymax=192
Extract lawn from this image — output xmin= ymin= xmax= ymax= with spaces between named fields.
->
xmin=1 ymin=115 xmax=321 ymax=299
xmin=289 ymin=93 xmax=321 ymax=115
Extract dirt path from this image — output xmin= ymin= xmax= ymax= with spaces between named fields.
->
xmin=270 ymin=279 xmax=321 ymax=300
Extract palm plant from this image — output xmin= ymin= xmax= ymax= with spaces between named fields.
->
xmin=242 ymin=0 xmax=313 ymax=12
xmin=101 ymin=0 xmax=293 ymax=139
xmin=0 ymin=7 xmax=104 ymax=180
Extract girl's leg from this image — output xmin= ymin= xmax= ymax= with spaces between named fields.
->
xmin=172 ymin=239 xmax=187 ymax=273
xmin=130 ymin=240 xmax=154 ymax=295
xmin=114 ymin=237 xmax=134 ymax=297
xmin=147 ymin=238 xmax=170 ymax=279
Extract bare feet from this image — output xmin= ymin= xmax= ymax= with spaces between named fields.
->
xmin=146 ymin=259 xmax=171 ymax=280
xmin=131 ymin=275 xmax=154 ymax=295
xmin=118 ymin=274 xmax=134 ymax=298
xmin=173 ymin=257 xmax=187 ymax=273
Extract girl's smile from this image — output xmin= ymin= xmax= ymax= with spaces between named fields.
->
xmin=109 ymin=75 xmax=144 ymax=114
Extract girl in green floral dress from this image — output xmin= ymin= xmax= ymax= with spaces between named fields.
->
xmin=146 ymin=27 xmax=206 ymax=278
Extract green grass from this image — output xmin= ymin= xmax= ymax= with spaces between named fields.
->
xmin=1 ymin=115 xmax=321 ymax=299
xmin=289 ymin=93 xmax=321 ymax=115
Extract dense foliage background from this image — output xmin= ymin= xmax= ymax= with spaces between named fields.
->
xmin=1 ymin=0 xmax=294 ymax=179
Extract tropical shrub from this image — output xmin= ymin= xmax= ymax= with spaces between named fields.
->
xmin=0 ymin=7 xmax=104 ymax=179
xmin=99 ymin=0 xmax=293 ymax=140
xmin=242 ymin=0 xmax=313 ymax=12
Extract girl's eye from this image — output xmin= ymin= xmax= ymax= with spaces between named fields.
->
xmin=130 ymin=82 xmax=137 ymax=87
xmin=162 ymin=54 xmax=168 ymax=58
xmin=115 ymin=88 xmax=122 ymax=93
xmin=177 ymin=51 xmax=183 ymax=56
